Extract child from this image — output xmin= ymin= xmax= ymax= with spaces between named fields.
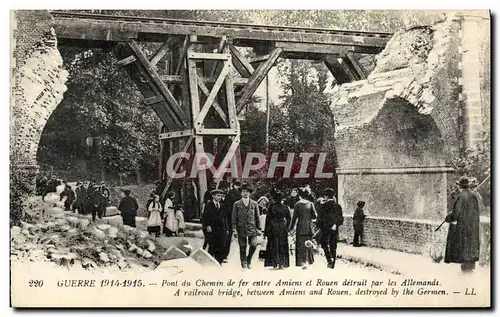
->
xmin=352 ymin=201 xmax=366 ymax=247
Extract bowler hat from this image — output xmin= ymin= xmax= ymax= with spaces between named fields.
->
xmin=240 ymin=183 xmax=253 ymax=192
xmin=122 ymin=189 xmax=131 ymax=195
xmin=210 ymin=189 xmax=224 ymax=195
xmin=455 ymin=176 xmax=470 ymax=188
xmin=357 ymin=201 xmax=366 ymax=208
xmin=324 ymin=188 xmax=335 ymax=197
xmin=233 ymin=181 xmax=242 ymax=187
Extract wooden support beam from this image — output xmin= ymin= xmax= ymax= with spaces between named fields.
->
xmin=228 ymin=45 xmax=255 ymax=78
xmin=117 ymin=55 xmax=136 ymax=67
xmin=159 ymin=129 xmax=194 ymax=140
xmin=161 ymin=135 xmax=194 ymax=200
xmin=236 ymin=47 xmax=282 ymax=113
xmin=187 ymin=45 xmax=208 ymax=212
xmin=149 ymin=39 xmax=173 ymax=66
xmin=249 ymin=54 xmax=270 ymax=64
xmin=209 ymin=36 xmax=227 ymax=77
xmin=195 ymin=128 xmax=239 ymax=136
xmin=213 ymin=135 xmax=241 ymax=179
xmin=337 ymin=57 xmax=359 ymax=81
xmin=144 ymin=95 xmax=163 ymax=106
xmin=324 ymin=55 xmax=350 ymax=85
xmin=345 ymin=52 xmax=368 ymax=79
xmin=174 ymin=35 xmax=189 ymax=75
xmin=128 ymin=40 xmax=188 ymax=127
xmin=197 ymin=80 xmax=228 ymax=125
xmin=188 ymin=52 xmax=231 ymax=60
xmin=275 ymin=41 xmax=350 ymax=55
xmin=224 ymin=45 xmax=238 ymax=130
xmin=161 ymin=74 xmax=248 ymax=85
xmin=195 ymin=61 xmax=231 ymax=126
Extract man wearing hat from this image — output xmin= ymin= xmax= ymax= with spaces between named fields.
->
xmin=444 ymin=176 xmax=481 ymax=273
xmin=202 ymin=188 xmax=229 ymax=264
xmin=118 ymin=189 xmax=139 ymax=227
xmin=100 ymin=181 xmax=111 ymax=205
xmin=352 ymin=201 xmax=366 ymax=247
xmin=232 ymin=183 xmax=261 ymax=269
xmin=316 ymin=188 xmax=344 ymax=269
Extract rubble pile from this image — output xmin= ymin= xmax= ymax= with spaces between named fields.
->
xmin=11 ymin=193 xmax=215 ymax=272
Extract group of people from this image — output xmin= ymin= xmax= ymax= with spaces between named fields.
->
xmin=38 ymin=175 xmax=111 ymax=222
xmin=143 ymin=191 xmax=186 ymax=237
xmin=201 ymin=180 xmax=355 ymax=270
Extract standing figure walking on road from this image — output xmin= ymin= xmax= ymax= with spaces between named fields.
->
xmin=317 ymin=188 xmax=344 ymax=269
xmin=444 ymin=176 xmax=481 ymax=273
xmin=232 ymin=183 xmax=261 ymax=269
xmin=289 ymin=188 xmax=317 ymax=268
xmin=202 ymin=189 xmax=229 ymax=264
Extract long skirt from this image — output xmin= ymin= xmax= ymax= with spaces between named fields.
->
xmin=264 ymin=233 xmax=290 ymax=268
xmin=295 ymin=234 xmax=314 ymax=266
xmin=147 ymin=210 xmax=162 ymax=234
xmin=122 ymin=214 xmax=136 ymax=227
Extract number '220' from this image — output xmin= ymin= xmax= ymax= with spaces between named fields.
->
xmin=28 ymin=280 xmax=44 ymax=287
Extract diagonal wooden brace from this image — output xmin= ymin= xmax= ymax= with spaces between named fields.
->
xmin=236 ymin=47 xmax=283 ymax=113
xmin=128 ymin=40 xmax=189 ymax=127
xmin=197 ymin=80 xmax=228 ymax=125
xmin=161 ymin=135 xmax=194 ymax=200
xmin=195 ymin=60 xmax=231 ymax=126
xmin=228 ymin=44 xmax=255 ymax=78
xmin=213 ymin=135 xmax=241 ymax=180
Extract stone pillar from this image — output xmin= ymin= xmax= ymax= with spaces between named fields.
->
xmin=459 ymin=13 xmax=489 ymax=151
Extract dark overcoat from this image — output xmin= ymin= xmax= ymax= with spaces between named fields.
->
xmin=352 ymin=207 xmax=366 ymax=233
xmin=444 ymin=189 xmax=480 ymax=263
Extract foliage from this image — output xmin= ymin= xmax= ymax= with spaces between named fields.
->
xmin=38 ymin=45 xmax=160 ymax=183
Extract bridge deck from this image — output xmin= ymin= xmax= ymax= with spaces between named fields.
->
xmin=51 ymin=11 xmax=392 ymax=52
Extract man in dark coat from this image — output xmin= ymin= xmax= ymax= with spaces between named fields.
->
xmin=119 ymin=189 xmax=139 ymax=227
xmin=90 ymin=185 xmax=106 ymax=221
xmin=60 ymin=184 xmax=76 ymax=211
xmin=352 ymin=201 xmax=366 ymax=247
xmin=444 ymin=176 xmax=481 ymax=273
xmin=74 ymin=181 xmax=86 ymax=214
xmin=317 ymin=188 xmax=344 ymax=269
xmin=222 ymin=181 xmax=242 ymax=262
xmin=232 ymin=183 xmax=261 ymax=269
xmin=202 ymin=189 xmax=228 ymax=264
xmin=100 ymin=181 xmax=111 ymax=206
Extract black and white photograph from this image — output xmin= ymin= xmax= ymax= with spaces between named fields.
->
xmin=9 ymin=9 xmax=491 ymax=307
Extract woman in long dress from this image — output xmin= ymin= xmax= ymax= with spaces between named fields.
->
xmin=264 ymin=190 xmax=290 ymax=269
xmin=163 ymin=191 xmax=177 ymax=237
xmin=289 ymin=188 xmax=317 ymax=268
xmin=146 ymin=194 xmax=163 ymax=237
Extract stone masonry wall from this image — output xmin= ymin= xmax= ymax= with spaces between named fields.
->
xmin=339 ymin=215 xmax=490 ymax=265
xmin=11 ymin=10 xmax=68 ymax=224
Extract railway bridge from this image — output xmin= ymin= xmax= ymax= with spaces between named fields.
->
xmin=11 ymin=11 xmax=489 ymax=258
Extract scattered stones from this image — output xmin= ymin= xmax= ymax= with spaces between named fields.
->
xmin=97 ymin=224 xmax=111 ymax=233
xmin=102 ymin=215 xmax=123 ymax=227
xmin=189 ymin=248 xmax=221 ymax=268
xmin=67 ymin=217 xmax=79 ymax=226
xmin=99 ymin=252 xmax=110 ymax=263
xmin=108 ymin=227 xmax=118 ymax=238
xmin=79 ymin=219 xmax=90 ymax=229
xmin=146 ymin=240 xmax=156 ymax=253
xmin=82 ymin=258 xmax=97 ymax=270
xmin=136 ymin=217 xmax=147 ymax=232
xmin=105 ymin=206 xmax=119 ymax=217
xmin=92 ymin=227 xmax=106 ymax=240
xmin=162 ymin=246 xmax=188 ymax=261
xmin=142 ymin=251 xmax=153 ymax=259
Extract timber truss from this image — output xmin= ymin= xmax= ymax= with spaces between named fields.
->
xmin=52 ymin=11 xmax=392 ymax=213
